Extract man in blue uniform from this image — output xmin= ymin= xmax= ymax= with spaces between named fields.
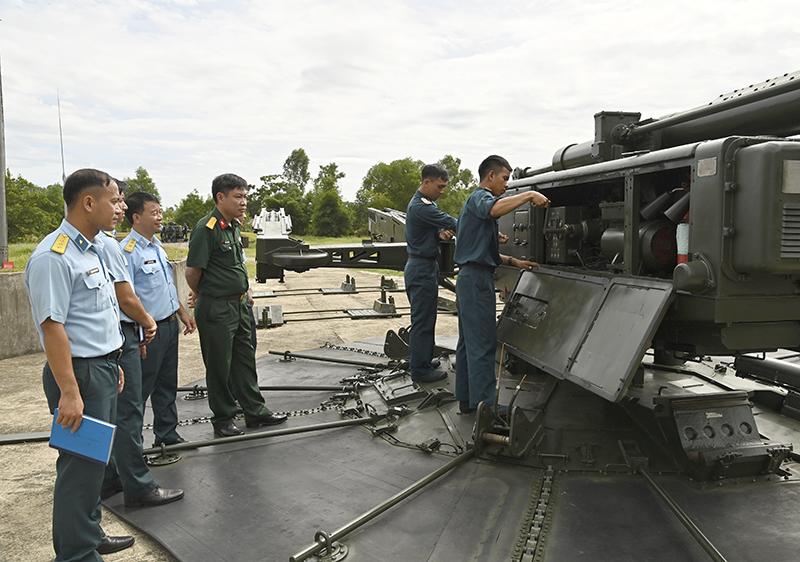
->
xmin=121 ymin=191 xmax=196 ymax=449
xmin=404 ymin=163 xmax=458 ymax=382
xmin=454 ymin=155 xmax=549 ymax=414
xmin=99 ymin=186 xmax=185 ymax=510
xmin=186 ymin=173 xmax=287 ymax=437
xmin=25 ymin=169 xmax=130 ymax=562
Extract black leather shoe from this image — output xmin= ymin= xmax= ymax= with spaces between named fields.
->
xmin=153 ymin=437 xmax=187 ymax=447
xmin=124 ymin=486 xmax=184 ymax=507
xmin=412 ymin=370 xmax=448 ymax=383
xmin=459 ymin=401 xmax=476 ymax=414
xmin=100 ymin=482 xmax=123 ymax=500
xmin=245 ymin=413 xmax=289 ymax=428
xmin=213 ymin=422 xmax=244 ymax=437
xmin=97 ymin=535 xmax=135 ymax=554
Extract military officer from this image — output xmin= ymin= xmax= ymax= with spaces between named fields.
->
xmin=98 ymin=184 xmax=184 ymax=510
xmin=185 ymin=173 xmax=287 ymax=437
xmin=121 ymin=191 xmax=196 ymax=448
xmin=404 ymin=163 xmax=458 ymax=382
xmin=453 ymin=155 xmax=548 ymax=414
xmin=25 ymin=169 xmax=130 ymax=561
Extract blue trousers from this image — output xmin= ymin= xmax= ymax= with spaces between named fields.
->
xmin=404 ymin=257 xmax=439 ymax=378
xmin=455 ymin=266 xmax=498 ymax=409
xmin=43 ymin=357 xmax=118 ymax=562
xmin=103 ymin=323 xmax=157 ymax=500
xmin=141 ymin=316 xmax=181 ymax=445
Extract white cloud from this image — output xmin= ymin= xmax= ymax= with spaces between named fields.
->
xmin=1 ymin=0 xmax=798 ymax=208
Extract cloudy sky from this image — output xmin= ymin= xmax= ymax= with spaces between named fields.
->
xmin=1 ymin=0 xmax=799 ymax=208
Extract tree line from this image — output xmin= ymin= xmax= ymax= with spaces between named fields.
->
xmin=4 ymin=150 xmax=477 ymax=242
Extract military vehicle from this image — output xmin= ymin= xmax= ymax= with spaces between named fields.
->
xmin=99 ymin=71 xmax=800 ymax=562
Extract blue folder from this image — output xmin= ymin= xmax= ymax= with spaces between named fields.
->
xmin=49 ymin=409 xmax=116 ymax=465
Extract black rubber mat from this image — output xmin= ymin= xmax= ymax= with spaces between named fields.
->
xmin=104 ymin=339 xmax=540 ymax=562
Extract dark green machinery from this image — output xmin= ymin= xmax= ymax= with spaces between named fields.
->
xmin=500 ymin=70 xmax=800 ymax=359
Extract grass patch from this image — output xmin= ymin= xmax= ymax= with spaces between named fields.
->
xmin=1 ymin=243 xmax=37 ymax=272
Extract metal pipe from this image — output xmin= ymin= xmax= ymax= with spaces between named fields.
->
xmin=140 ymin=417 xmax=377 ymax=455
xmin=176 ymin=384 xmax=354 ymax=392
xmin=267 ymin=350 xmax=393 ymax=368
xmin=638 ymin=466 xmax=728 ymax=562
xmin=290 ymin=448 xmax=476 ymax=562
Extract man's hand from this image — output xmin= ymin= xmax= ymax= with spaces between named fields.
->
xmin=117 ymin=366 xmax=125 ymax=394
xmin=139 ymin=343 xmax=147 ymax=359
xmin=498 ymin=231 xmax=509 ymax=244
xmin=187 ymin=289 xmax=197 ymax=309
xmin=516 ymin=259 xmax=540 ymax=270
xmin=142 ymin=314 xmax=157 ymax=344
xmin=179 ymin=308 xmax=197 ymax=335
xmin=439 ymin=229 xmax=455 ymax=241
xmin=529 ymin=191 xmax=549 ymax=208
xmin=57 ymin=389 xmax=84 ymax=433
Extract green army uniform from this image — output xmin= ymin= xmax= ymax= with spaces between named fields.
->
xmin=186 ymin=207 xmax=273 ymax=429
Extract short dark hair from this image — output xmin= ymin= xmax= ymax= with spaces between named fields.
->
xmin=421 ymin=163 xmax=449 ymax=183
xmin=114 ymin=179 xmax=130 ymax=195
xmin=63 ymin=169 xmax=113 ymax=208
xmin=212 ymin=173 xmax=248 ymax=203
xmin=478 ymin=155 xmax=511 ymax=181
xmin=125 ymin=191 xmax=160 ymax=224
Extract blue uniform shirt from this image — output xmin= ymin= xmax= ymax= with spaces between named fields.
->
xmin=97 ymin=230 xmax=135 ymax=323
xmin=119 ymin=229 xmax=179 ymax=321
xmin=26 ymin=219 xmax=124 ymax=358
xmin=405 ymin=190 xmax=458 ymax=258
xmin=453 ymin=187 xmax=501 ymax=268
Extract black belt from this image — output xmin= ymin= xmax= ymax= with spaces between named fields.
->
xmin=408 ymin=254 xmax=436 ymax=260
xmin=462 ymin=262 xmax=495 ymax=273
xmin=100 ymin=349 xmax=123 ymax=361
xmin=157 ymin=313 xmax=177 ymax=324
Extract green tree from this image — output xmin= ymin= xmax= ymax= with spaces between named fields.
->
xmin=123 ymin=167 xmax=160 ymax=199
xmin=353 ymin=157 xmax=423 ymax=230
xmin=173 ymin=189 xmax=215 ymax=229
xmin=309 ymin=163 xmax=349 ymax=235
xmin=435 ymin=155 xmax=476 ymax=217
xmin=283 ymin=148 xmax=310 ymax=195
xmin=312 ymin=190 xmax=350 ymax=237
xmin=5 ymin=171 xmax=63 ymax=242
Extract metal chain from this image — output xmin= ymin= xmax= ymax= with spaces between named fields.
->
xmin=512 ymin=466 xmax=558 ymax=562
xmin=321 ymin=341 xmax=389 ymax=358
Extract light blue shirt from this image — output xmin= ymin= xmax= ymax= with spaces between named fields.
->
xmin=25 ymin=219 xmax=124 ymax=358
xmin=119 ymin=229 xmax=179 ymax=321
xmin=97 ymin=230 xmax=135 ymax=323
xmin=454 ymin=187 xmax=501 ymax=268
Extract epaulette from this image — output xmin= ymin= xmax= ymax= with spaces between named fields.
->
xmin=421 ymin=197 xmax=432 ymax=205
xmin=102 ymin=230 xmax=116 ymax=237
xmin=51 ymin=233 xmax=69 ymax=254
xmin=206 ymin=217 xmax=218 ymax=230
xmin=124 ymin=239 xmax=137 ymax=253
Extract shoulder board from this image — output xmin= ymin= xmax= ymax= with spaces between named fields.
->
xmin=102 ymin=230 xmax=115 ymax=237
xmin=421 ymin=197 xmax=432 ymax=205
xmin=51 ymin=233 xmax=69 ymax=254
xmin=205 ymin=217 xmax=218 ymax=230
xmin=124 ymin=238 xmax=137 ymax=253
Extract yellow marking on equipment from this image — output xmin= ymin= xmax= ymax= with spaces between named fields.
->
xmin=51 ymin=233 xmax=69 ymax=254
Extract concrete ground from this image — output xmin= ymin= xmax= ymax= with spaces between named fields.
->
xmin=0 ymin=266 xmax=460 ymax=562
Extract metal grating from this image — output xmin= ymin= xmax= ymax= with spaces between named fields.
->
xmin=780 ymin=203 xmax=800 ymax=258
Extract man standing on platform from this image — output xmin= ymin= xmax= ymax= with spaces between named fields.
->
xmin=120 ymin=191 xmax=196 ymax=448
xmin=26 ymin=169 xmax=130 ymax=561
xmin=185 ymin=173 xmax=287 ymax=437
xmin=454 ymin=155 xmax=548 ymax=414
xmin=404 ymin=163 xmax=457 ymax=382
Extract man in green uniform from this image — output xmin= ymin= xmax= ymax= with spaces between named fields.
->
xmin=186 ymin=173 xmax=287 ymax=437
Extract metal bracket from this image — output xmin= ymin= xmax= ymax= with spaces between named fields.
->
xmin=182 ymin=385 xmax=208 ymax=401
